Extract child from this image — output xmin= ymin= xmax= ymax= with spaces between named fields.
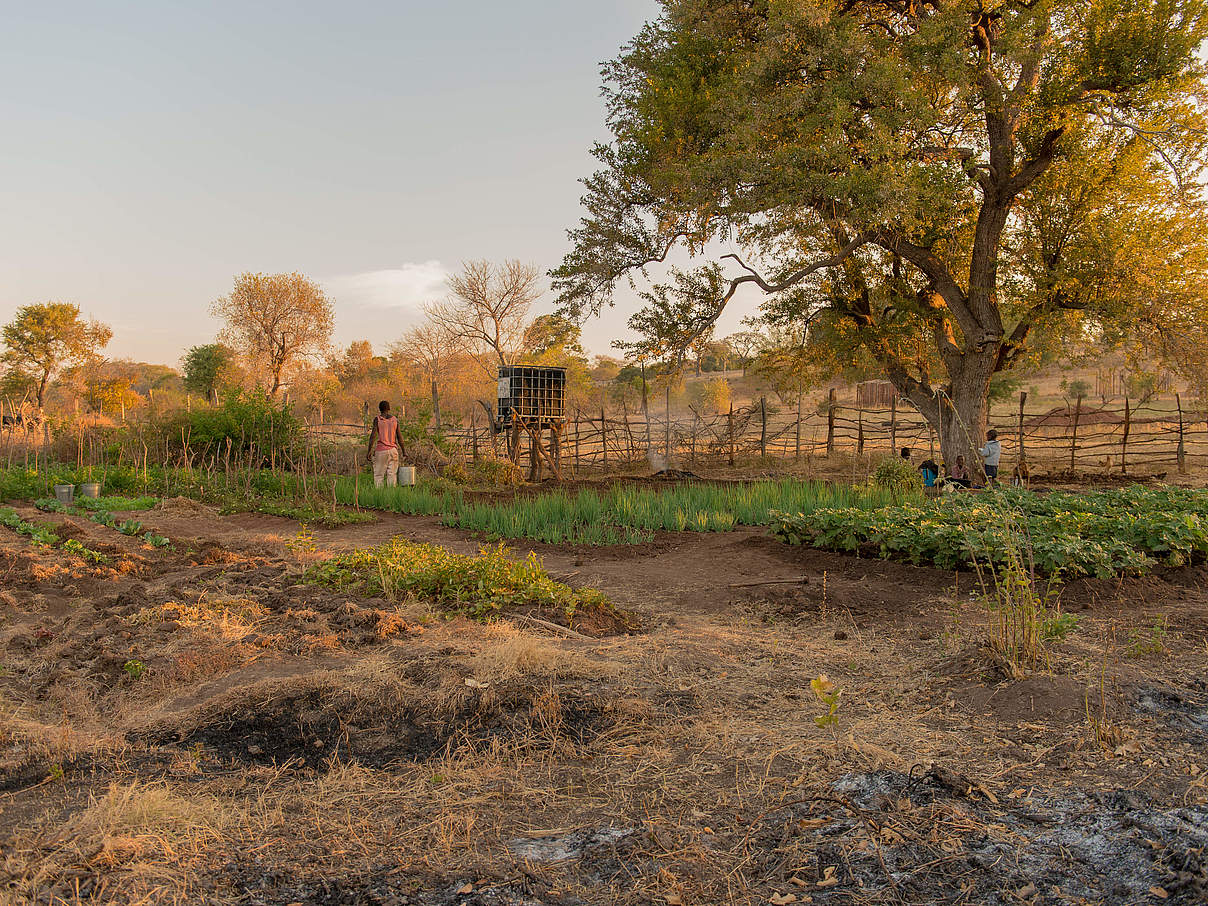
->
xmin=979 ymin=429 xmax=1002 ymax=484
xmin=366 ymin=400 xmax=405 ymax=488
xmin=918 ymin=457 xmax=939 ymax=488
xmin=949 ymin=455 xmax=971 ymax=488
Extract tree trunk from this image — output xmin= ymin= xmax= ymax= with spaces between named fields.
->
xmin=888 ymin=353 xmax=993 ymax=471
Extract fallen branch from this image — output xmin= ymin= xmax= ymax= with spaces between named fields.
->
xmin=729 ymin=576 xmax=810 ymax=588
xmin=516 ymin=613 xmax=594 ymax=641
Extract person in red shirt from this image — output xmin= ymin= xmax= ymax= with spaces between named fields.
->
xmin=366 ymin=400 xmax=405 ymax=488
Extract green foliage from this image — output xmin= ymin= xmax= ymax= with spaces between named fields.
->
xmin=181 ymin=343 xmax=235 ymax=398
xmin=308 ymin=540 xmax=609 ymax=622
xmin=61 ymin=538 xmax=110 ymax=565
xmin=168 ymin=390 xmax=302 ymax=465
xmin=122 ymin=659 xmax=146 ymax=680
xmin=1127 ymin=616 xmax=1170 ymax=657
xmin=772 ymin=486 xmax=1208 ymax=578
xmin=117 ymin=518 xmax=144 ymax=536
xmin=337 ymin=477 xmax=900 ymax=546
xmin=872 ymin=457 xmax=923 ymax=500
xmin=810 ymin=674 xmax=842 ymax=734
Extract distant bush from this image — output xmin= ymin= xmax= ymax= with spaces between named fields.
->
xmin=167 ymin=391 xmax=302 ymax=466
xmin=873 ymin=456 xmax=923 ymax=499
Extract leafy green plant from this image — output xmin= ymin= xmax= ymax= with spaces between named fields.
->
xmin=286 ymin=525 xmax=318 ymax=553
xmin=872 ymin=456 xmax=923 ymax=501
xmin=308 ymin=539 xmax=611 ymax=623
xmin=811 ymin=674 xmax=842 ymax=748
xmin=61 ymin=539 xmax=110 ymax=565
xmin=142 ymin=532 xmax=171 ymax=548
xmin=1127 ymin=616 xmax=1169 ymax=658
xmin=772 ymin=485 xmax=1208 ymax=579
xmin=122 ymin=659 xmax=146 ymax=680
xmin=117 ymin=519 xmax=144 ymax=536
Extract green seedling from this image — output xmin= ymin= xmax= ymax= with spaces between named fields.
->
xmin=122 ymin=659 xmax=146 ymax=680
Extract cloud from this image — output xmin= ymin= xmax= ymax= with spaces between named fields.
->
xmin=323 ymin=260 xmax=449 ymax=311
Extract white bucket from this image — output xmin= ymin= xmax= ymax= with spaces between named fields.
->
xmin=80 ymin=482 xmax=101 ymax=499
xmin=54 ymin=484 xmax=75 ymax=505
xmin=396 ymin=466 xmax=416 ymax=486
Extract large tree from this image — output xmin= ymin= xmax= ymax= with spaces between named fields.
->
xmin=553 ymin=0 xmax=1208 ymax=465
xmin=1 ymin=302 xmax=112 ymax=408
xmin=425 ymin=260 xmax=542 ymax=374
xmin=212 ymin=272 xmax=334 ymax=396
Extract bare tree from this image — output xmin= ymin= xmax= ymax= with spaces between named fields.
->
xmin=390 ymin=322 xmax=462 ymax=429
xmin=212 ymin=272 xmax=334 ymax=396
xmin=425 ymin=260 xmax=542 ymax=375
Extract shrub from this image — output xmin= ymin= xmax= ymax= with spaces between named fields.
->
xmin=873 ymin=456 xmax=923 ymax=500
xmin=162 ymin=391 xmax=302 ymax=466
xmin=307 ymin=540 xmax=610 ymax=622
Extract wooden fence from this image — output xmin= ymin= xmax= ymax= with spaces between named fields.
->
xmin=309 ymin=392 xmax=1208 ymax=475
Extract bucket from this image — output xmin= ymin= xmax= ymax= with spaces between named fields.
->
xmin=396 ymin=466 xmax=416 ymax=487
xmin=54 ymin=484 xmax=75 ymax=505
xmin=80 ymin=482 xmax=101 ymax=499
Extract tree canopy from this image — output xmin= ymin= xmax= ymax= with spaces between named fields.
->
xmin=554 ymin=0 xmax=1208 ymax=464
xmin=2 ymin=302 xmax=112 ymax=408
xmin=212 ymin=272 xmax=334 ymax=396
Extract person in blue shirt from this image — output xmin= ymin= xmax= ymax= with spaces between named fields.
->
xmin=918 ymin=458 xmax=939 ymax=487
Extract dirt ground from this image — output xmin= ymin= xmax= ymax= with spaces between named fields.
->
xmin=2 ymin=494 xmax=1207 ymax=905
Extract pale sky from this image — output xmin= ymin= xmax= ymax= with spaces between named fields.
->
xmin=0 ymin=0 xmax=759 ymax=367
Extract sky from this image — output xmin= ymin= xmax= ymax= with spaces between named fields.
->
xmin=0 ymin=0 xmax=760 ymax=367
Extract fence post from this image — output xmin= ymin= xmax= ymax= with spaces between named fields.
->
xmin=471 ymin=408 xmax=479 ymax=462
xmin=759 ymin=396 xmax=767 ymax=457
xmin=574 ymin=411 xmax=581 ymax=472
xmin=1018 ymin=391 xmax=1027 ymax=465
xmin=1070 ymin=394 xmax=1082 ymax=472
xmin=600 ymin=406 xmax=608 ymax=466
xmin=857 ymin=404 xmax=865 ymax=456
xmin=795 ymin=392 xmax=802 ymax=460
xmin=826 ymin=388 xmax=836 ymax=455
xmin=1176 ymin=393 xmax=1186 ymax=474
xmin=890 ymin=396 xmax=897 ymax=454
xmin=728 ymin=403 xmax=735 ymax=466
xmin=1121 ymin=397 xmax=1131 ymax=474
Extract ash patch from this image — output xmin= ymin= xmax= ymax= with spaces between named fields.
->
xmin=140 ymin=681 xmax=614 ymax=770
xmin=1135 ymin=685 xmax=1208 ymax=742
xmin=507 ymin=826 xmax=635 ymax=864
xmin=223 ymin=862 xmax=579 ymax=905
xmin=778 ymin=770 xmax=1208 ymax=905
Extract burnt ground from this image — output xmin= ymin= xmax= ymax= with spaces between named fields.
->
xmin=1 ymin=497 xmax=1207 ymax=905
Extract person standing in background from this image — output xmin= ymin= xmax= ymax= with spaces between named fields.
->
xmin=366 ymin=400 xmax=404 ymax=488
xmin=979 ymin=429 xmax=1002 ymax=485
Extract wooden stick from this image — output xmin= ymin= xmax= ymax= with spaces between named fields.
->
xmin=517 ymin=613 xmax=594 ymax=641
xmin=729 ymin=576 xmax=810 ymax=588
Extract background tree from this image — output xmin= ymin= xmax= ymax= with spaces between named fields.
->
xmin=554 ymin=0 xmax=1208 ymax=465
xmin=1 ymin=302 xmax=112 ymax=408
xmin=211 ymin=272 xmax=334 ymax=396
xmin=391 ymin=323 xmax=462 ymax=430
xmin=182 ymin=343 xmax=236 ymax=404
xmin=724 ymin=331 xmax=766 ymax=376
xmin=425 ymin=260 xmax=542 ymax=374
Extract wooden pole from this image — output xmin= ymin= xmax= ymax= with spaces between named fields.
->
xmin=1018 ymin=391 xmax=1027 ymax=466
xmin=857 ymin=404 xmax=865 ymax=456
xmin=1121 ymin=397 xmax=1131 ymax=474
xmin=573 ymin=411 xmax=581 ymax=473
xmin=1176 ymin=393 xmax=1186 ymax=473
xmin=600 ymin=406 xmax=608 ymax=466
xmin=664 ymin=384 xmax=672 ymax=463
xmin=826 ymin=388 xmax=836 ymax=455
xmin=795 ymin=392 xmax=802 ymax=460
xmin=890 ymin=396 xmax=897 ymax=454
xmin=728 ymin=403 xmax=735 ymax=466
xmin=759 ymin=396 xmax=767 ymax=457
xmin=1070 ymin=394 xmax=1082 ymax=472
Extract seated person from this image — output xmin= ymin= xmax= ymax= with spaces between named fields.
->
xmin=918 ymin=458 xmax=939 ymax=488
xmin=948 ymin=455 xmax=972 ymax=488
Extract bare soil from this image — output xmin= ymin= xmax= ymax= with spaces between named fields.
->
xmin=2 ymin=499 xmax=1207 ymax=905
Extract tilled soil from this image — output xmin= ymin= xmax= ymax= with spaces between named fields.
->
xmin=2 ymin=503 xmax=1207 ymax=905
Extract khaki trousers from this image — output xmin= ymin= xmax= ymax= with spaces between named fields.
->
xmin=373 ymin=448 xmax=399 ymax=488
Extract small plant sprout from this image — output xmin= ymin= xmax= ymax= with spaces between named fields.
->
xmin=811 ymin=674 xmax=842 ymax=749
xmin=123 ymin=659 xmax=146 ymax=680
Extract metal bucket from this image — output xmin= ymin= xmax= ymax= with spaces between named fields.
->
xmin=54 ymin=484 xmax=75 ymax=505
xmin=80 ymin=482 xmax=101 ymax=499
xmin=396 ymin=466 xmax=416 ymax=487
